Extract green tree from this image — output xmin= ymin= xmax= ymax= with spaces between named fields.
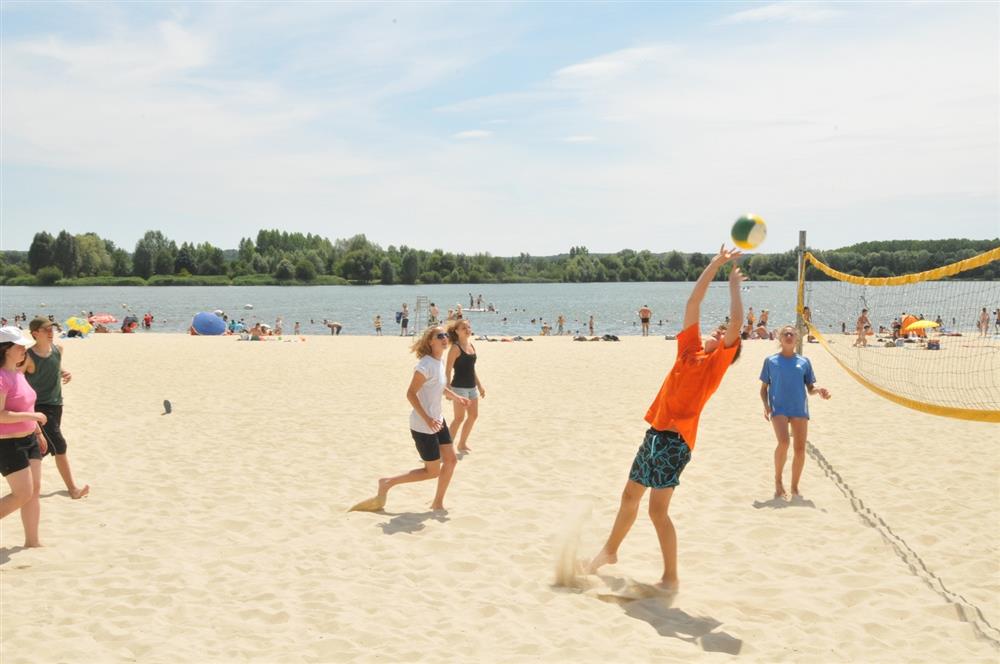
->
xmin=400 ymin=251 xmax=419 ymax=285
xmin=252 ymin=254 xmax=270 ymax=274
xmin=295 ymin=258 xmax=317 ymax=282
xmin=36 ymin=266 xmax=63 ymax=285
xmin=379 ymin=258 xmax=395 ymax=285
xmin=28 ymin=232 xmax=55 ymax=274
xmin=237 ymin=237 xmax=256 ymax=263
xmin=133 ymin=231 xmax=177 ymax=278
xmin=75 ymin=233 xmax=113 ymax=276
xmin=339 ymin=249 xmax=376 ymax=283
xmin=154 ymin=251 xmax=175 ymax=275
xmin=111 ymin=248 xmax=132 ymax=277
xmin=175 ymin=243 xmax=197 ymax=274
xmin=52 ymin=230 xmax=79 ymax=278
xmin=666 ymin=251 xmax=687 ymax=275
xmin=195 ymin=242 xmax=225 ymax=275
xmin=274 ymin=258 xmax=295 ymax=281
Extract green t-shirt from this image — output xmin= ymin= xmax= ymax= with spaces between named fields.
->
xmin=26 ymin=345 xmax=62 ymax=406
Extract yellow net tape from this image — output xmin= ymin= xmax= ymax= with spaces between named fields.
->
xmin=799 ymin=247 xmax=1000 ymax=423
xmin=803 ymin=247 xmax=1000 ymax=286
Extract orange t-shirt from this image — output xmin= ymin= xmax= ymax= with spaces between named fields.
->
xmin=644 ymin=324 xmax=740 ymax=450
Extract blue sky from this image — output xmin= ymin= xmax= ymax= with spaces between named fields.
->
xmin=1 ymin=1 xmax=997 ymax=255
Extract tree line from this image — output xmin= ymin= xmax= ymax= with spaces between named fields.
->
xmin=0 ymin=230 xmax=996 ymax=286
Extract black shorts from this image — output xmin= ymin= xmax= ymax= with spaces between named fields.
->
xmin=0 ymin=434 xmax=42 ymax=477
xmin=411 ymin=421 xmax=452 ymax=461
xmin=37 ymin=404 xmax=67 ymax=456
xmin=641 ymin=317 xmax=650 ymax=324
xmin=628 ymin=428 xmax=691 ymax=489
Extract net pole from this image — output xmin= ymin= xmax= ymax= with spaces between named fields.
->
xmin=795 ymin=230 xmax=806 ymax=355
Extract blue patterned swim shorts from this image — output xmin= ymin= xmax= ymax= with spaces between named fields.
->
xmin=628 ymin=428 xmax=691 ymax=489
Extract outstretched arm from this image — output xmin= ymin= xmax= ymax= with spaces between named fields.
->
xmin=683 ymin=245 xmax=743 ymax=329
xmin=723 ymin=265 xmax=746 ymax=347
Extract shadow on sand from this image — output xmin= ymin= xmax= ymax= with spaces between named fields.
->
xmin=752 ymin=495 xmax=818 ymax=510
xmin=0 ymin=546 xmax=28 ymax=567
xmin=377 ymin=510 xmax=450 ymax=535
xmin=593 ymin=576 xmax=743 ymax=655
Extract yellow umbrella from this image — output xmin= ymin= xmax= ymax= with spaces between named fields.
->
xmin=65 ymin=316 xmax=93 ymax=335
xmin=904 ymin=319 xmax=939 ymax=332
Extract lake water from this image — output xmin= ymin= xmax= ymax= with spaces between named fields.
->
xmin=0 ymin=281 xmax=995 ymax=337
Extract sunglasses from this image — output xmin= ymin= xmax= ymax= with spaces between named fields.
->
xmin=781 ymin=331 xmax=796 ymax=337
xmin=435 ymin=333 xmax=449 ymax=340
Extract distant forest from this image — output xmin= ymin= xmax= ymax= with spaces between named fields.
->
xmin=0 ymin=230 xmax=996 ymax=286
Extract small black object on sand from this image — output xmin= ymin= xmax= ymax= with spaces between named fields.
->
xmin=163 ymin=399 xmax=172 ymax=415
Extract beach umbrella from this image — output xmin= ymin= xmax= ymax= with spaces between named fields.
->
xmin=88 ymin=313 xmax=118 ymax=324
xmin=904 ymin=319 xmax=940 ymax=332
xmin=65 ymin=317 xmax=93 ymax=335
xmin=191 ymin=312 xmax=226 ymax=336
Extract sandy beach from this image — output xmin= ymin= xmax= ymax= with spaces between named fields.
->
xmin=1 ymin=333 xmax=997 ymax=662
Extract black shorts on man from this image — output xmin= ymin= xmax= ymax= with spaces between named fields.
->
xmin=36 ymin=404 xmax=67 ymax=456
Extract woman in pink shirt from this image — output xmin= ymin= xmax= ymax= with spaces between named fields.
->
xmin=0 ymin=326 xmax=49 ymax=547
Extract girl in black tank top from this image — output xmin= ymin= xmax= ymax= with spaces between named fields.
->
xmin=445 ymin=319 xmax=486 ymax=452
xmin=451 ymin=344 xmax=477 ymax=388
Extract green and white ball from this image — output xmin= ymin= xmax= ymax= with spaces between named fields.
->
xmin=731 ymin=214 xmax=767 ymax=250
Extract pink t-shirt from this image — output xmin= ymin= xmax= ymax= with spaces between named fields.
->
xmin=0 ymin=369 xmax=37 ymax=437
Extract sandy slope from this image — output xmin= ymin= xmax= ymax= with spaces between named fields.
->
xmin=2 ymin=333 xmax=997 ymax=662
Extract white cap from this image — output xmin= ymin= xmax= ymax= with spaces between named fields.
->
xmin=0 ymin=326 xmax=35 ymax=348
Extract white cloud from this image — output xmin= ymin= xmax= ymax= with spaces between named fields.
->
xmin=723 ymin=2 xmax=841 ymax=25
xmin=18 ymin=20 xmax=211 ymax=83
xmin=554 ymin=45 xmax=679 ymax=82
xmin=452 ymin=130 xmax=492 ymax=140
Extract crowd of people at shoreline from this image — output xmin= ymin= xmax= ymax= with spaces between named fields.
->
xmin=4 ymin=300 xmax=997 ymax=342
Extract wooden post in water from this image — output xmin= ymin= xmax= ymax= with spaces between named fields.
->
xmin=795 ymin=230 xmax=806 ymax=355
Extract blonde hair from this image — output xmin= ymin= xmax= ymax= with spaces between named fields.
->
xmin=411 ymin=326 xmax=444 ymax=358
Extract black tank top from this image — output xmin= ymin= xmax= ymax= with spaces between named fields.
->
xmin=451 ymin=343 xmax=477 ymax=388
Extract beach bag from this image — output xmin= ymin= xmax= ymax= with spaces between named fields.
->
xmin=395 ymin=311 xmax=402 ymax=324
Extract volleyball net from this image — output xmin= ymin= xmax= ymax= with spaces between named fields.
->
xmin=798 ymin=247 xmax=1000 ymax=423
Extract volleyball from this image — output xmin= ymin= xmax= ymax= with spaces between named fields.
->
xmin=731 ymin=214 xmax=767 ymax=250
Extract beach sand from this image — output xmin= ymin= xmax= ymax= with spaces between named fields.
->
xmin=2 ymin=333 xmax=997 ymax=662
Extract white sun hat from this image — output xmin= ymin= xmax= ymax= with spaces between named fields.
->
xmin=0 ymin=326 xmax=35 ymax=348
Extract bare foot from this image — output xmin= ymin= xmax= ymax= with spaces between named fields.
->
xmin=377 ymin=478 xmax=391 ymax=499
xmin=430 ymin=502 xmax=446 ymax=511
xmin=587 ymin=548 xmax=617 ymax=574
xmin=791 ymin=488 xmax=802 ymax=498
xmin=655 ymin=579 xmax=680 ymax=594
xmin=24 ymin=540 xmax=43 ymax=548
xmin=457 ymin=445 xmax=471 ymax=453
xmin=774 ymin=483 xmax=788 ymax=499
xmin=69 ymin=485 xmax=90 ymax=499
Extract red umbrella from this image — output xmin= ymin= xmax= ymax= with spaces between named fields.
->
xmin=88 ymin=313 xmax=119 ymax=324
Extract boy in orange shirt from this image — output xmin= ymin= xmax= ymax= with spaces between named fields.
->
xmin=589 ymin=246 xmax=745 ymax=591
